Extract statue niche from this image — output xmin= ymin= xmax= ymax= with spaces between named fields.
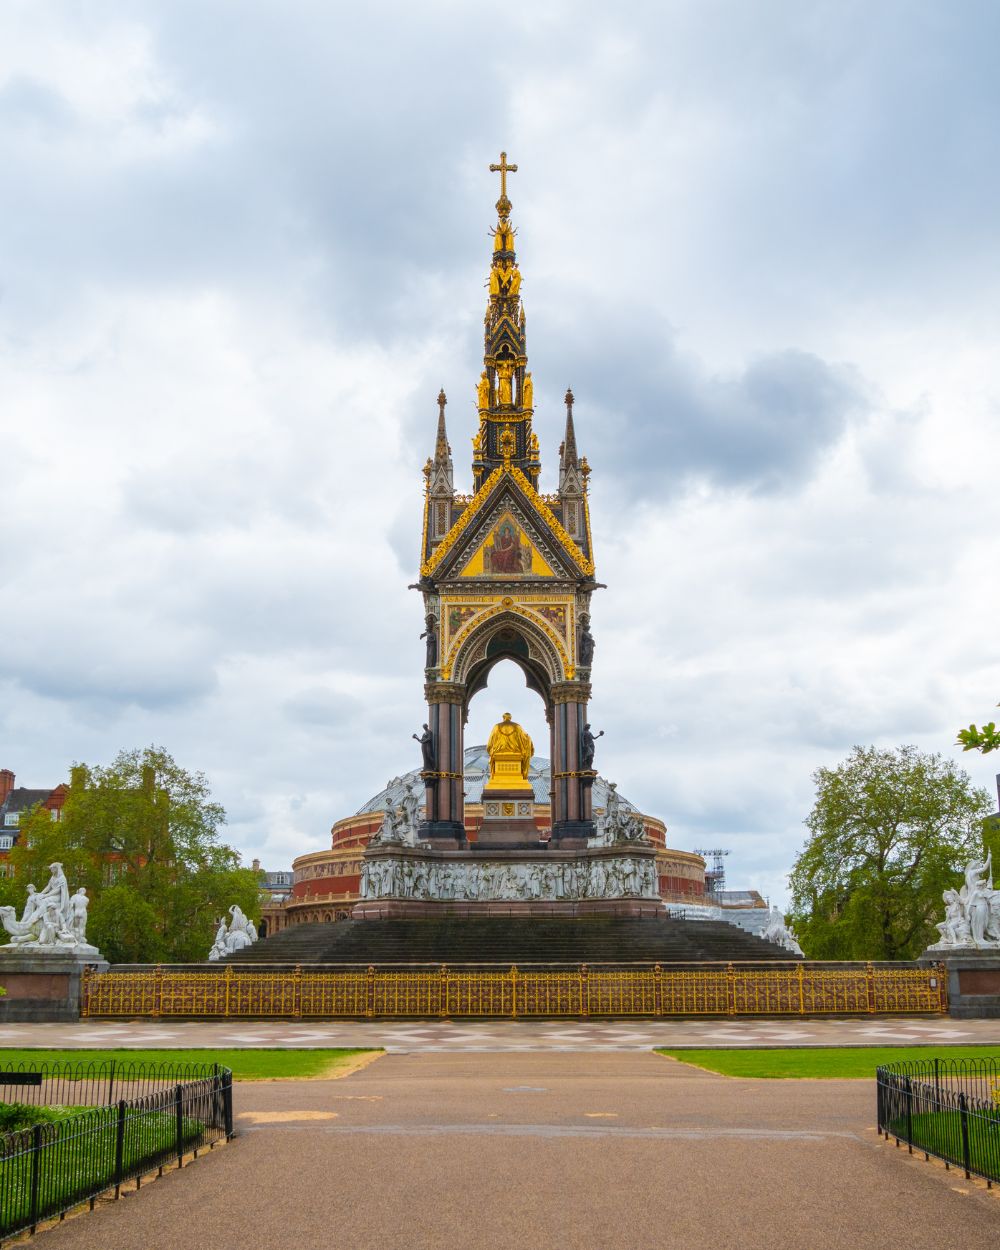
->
xmin=484 ymin=713 xmax=534 ymax=794
xmin=496 ymin=361 xmax=515 ymax=406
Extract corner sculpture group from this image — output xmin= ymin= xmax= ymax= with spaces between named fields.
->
xmin=0 ymin=862 xmax=98 ymax=957
xmin=207 ymin=905 xmax=259 ymax=960
xmin=930 ymin=851 xmax=1000 ymax=949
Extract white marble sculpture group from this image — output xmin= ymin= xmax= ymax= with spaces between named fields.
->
xmin=368 ymin=775 xmax=650 ymax=852
xmin=0 ymin=862 xmax=100 ymax=957
xmin=928 ymin=851 xmax=1000 ymax=950
xmin=207 ymin=905 xmax=259 ymax=960
xmin=594 ymin=782 xmax=649 ymax=846
xmin=760 ymin=905 xmax=804 ymax=956
xmin=369 ymin=782 xmax=422 ymax=846
xmin=360 ymin=854 xmax=659 ymax=902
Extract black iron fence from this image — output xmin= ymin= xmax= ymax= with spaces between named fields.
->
xmin=876 ymin=1057 xmax=1000 ymax=1185
xmin=0 ymin=1060 xmax=233 ymax=1240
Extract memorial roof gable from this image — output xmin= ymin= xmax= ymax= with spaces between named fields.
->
xmin=422 ymin=465 xmax=593 ymax=580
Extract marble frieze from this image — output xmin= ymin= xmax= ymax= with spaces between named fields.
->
xmin=360 ymin=847 xmax=658 ymax=903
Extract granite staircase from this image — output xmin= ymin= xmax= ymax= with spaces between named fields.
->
xmin=221 ymin=915 xmax=798 ymax=966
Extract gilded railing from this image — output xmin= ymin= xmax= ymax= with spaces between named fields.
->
xmin=81 ymin=962 xmax=947 ymax=1019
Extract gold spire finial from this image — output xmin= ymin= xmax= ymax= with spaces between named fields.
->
xmin=489 ymin=150 xmax=518 ymax=214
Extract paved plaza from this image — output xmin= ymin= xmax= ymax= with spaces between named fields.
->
xmin=26 ymin=1050 xmax=1000 ymax=1250
xmin=3 ymin=1014 xmax=999 ymax=1051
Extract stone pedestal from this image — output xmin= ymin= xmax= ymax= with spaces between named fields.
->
xmin=918 ymin=948 xmax=1000 ymax=1018
xmin=0 ymin=952 xmax=109 ymax=1022
xmin=483 ymin=756 xmax=533 ymax=794
xmin=478 ymin=790 xmax=538 ymax=846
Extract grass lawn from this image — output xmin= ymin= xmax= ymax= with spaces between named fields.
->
xmin=658 ymin=1045 xmax=1000 ymax=1079
xmin=0 ymin=1049 xmax=378 ymax=1081
xmin=883 ymin=1108 xmax=1000 ymax=1179
xmin=0 ymin=1103 xmax=80 ymax=1134
xmin=1 ymin=1103 xmax=206 ymax=1236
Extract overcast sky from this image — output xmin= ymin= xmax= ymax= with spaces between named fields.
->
xmin=2 ymin=0 xmax=999 ymax=904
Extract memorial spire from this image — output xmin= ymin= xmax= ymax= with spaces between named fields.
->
xmin=426 ymin=387 xmax=454 ymax=498
xmin=473 ymin=151 xmax=540 ymax=491
xmin=559 ymin=386 xmax=585 ymax=498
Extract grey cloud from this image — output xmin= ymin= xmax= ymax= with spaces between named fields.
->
xmin=282 ymin=690 xmax=365 ymax=730
xmin=539 ymin=317 xmax=867 ymax=497
xmin=0 ymin=644 xmax=216 ymax=711
xmin=0 ymin=76 xmax=74 ymax=131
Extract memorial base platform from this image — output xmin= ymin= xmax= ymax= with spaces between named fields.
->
xmin=919 ymin=947 xmax=1000 ymax=1018
xmin=351 ymin=897 xmax=662 ymax=919
xmin=0 ymin=952 xmax=109 ymax=1022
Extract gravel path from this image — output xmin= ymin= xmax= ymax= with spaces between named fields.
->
xmin=30 ymin=1052 xmax=1000 ymax=1250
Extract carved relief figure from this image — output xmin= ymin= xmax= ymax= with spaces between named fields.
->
xmin=968 ymin=873 xmax=991 ymax=945
xmin=36 ymin=862 xmax=70 ymax=918
xmin=399 ymin=787 xmax=422 ymax=842
xmin=69 ymin=889 xmax=90 ymax=942
xmin=358 ymin=854 xmax=659 ymax=903
xmin=936 ymin=889 xmax=970 ymax=946
xmin=19 ymin=885 xmax=41 ymax=929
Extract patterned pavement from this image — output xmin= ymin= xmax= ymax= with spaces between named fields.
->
xmin=2 ymin=1016 xmax=999 ymax=1051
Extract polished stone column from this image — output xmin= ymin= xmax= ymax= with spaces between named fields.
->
xmin=549 ymin=681 xmax=595 ymax=844
xmin=418 ymin=683 xmax=466 ymax=843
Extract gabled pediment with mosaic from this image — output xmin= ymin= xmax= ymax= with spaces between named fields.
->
xmin=457 ymin=510 xmax=555 ymax=578
xmin=424 ymin=467 xmax=591 ymax=582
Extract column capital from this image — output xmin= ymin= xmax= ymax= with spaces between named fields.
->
xmin=425 ymin=681 xmax=466 ymax=705
xmin=550 ymin=681 xmax=591 ymax=705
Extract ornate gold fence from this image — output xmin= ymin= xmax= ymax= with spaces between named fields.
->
xmin=81 ymin=962 xmax=947 ymax=1019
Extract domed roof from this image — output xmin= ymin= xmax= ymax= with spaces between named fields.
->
xmin=356 ymin=746 xmax=639 ymax=817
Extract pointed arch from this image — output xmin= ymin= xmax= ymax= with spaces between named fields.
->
xmin=451 ymin=608 xmax=566 ymax=694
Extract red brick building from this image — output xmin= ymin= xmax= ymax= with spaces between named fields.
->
xmin=0 ymin=769 xmax=69 ymax=875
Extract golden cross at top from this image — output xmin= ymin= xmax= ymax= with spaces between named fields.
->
xmin=489 ymin=151 xmax=518 ymax=200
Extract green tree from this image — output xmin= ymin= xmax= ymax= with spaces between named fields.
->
xmin=957 ymin=705 xmax=1000 ymax=754
xmin=88 ymin=885 xmax=166 ymax=965
xmin=6 ymin=747 xmax=260 ymax=962
xmin=789 ymin=745 xmax=995 ymax=960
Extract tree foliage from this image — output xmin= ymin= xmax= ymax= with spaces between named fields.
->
xmin=4 ymin=747 xmax=261 ymax=963
xmin=957 ymin=705 xmax=1000 ymax=754
xmin=789 ymin=745 xmax=995 ymax=961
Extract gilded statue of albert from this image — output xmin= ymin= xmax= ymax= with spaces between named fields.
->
xmin=487 ymin=712 xmax=534 ymax=782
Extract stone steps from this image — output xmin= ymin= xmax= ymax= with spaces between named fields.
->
xmin=221 ymin=916 xmax=798 ymax=966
